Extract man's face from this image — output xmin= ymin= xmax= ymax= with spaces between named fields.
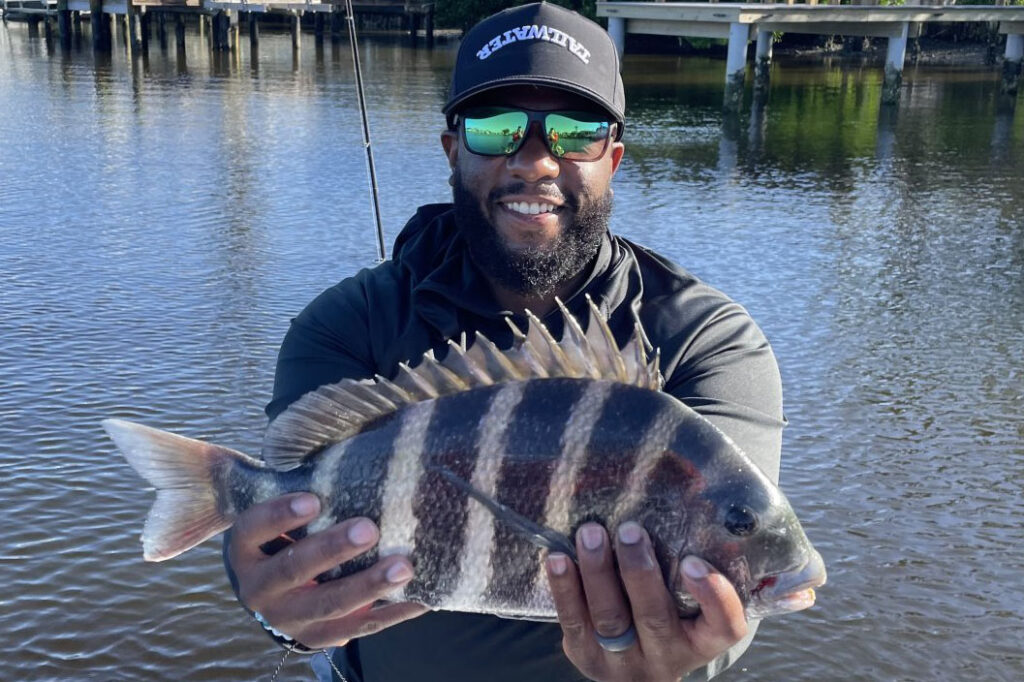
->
xmin=441 ymin=86 xmax=625 ymax=297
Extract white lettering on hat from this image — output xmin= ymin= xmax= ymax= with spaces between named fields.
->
xmin=475 ymin=24 xmax=590 ymax=64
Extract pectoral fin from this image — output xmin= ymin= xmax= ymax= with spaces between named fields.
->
xmin=431 ymin=465 xmax=577 ymax=561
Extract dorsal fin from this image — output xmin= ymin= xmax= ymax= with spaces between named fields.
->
xmin=260 ymin=302 xmax=663 ymax=470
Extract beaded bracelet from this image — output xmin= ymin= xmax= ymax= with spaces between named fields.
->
xmin=253 ymin=611 xmax=317 ymax=655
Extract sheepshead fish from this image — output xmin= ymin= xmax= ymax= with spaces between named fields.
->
xmin=104 ymin=299 xmax=825 ymax=621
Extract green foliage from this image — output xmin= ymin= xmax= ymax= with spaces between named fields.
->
xmin=878 ymin=0 xmax=906 ymax=6
xmin=435 ymin=0 xmax=600 ymax=32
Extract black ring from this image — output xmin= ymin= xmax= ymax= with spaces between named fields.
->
xmin=595 ymin=623 xmax=638 ymax=652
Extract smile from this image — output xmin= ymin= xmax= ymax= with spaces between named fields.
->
xmin=499 ymin=200 xmax=561 ymax=216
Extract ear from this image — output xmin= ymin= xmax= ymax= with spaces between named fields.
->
xmin=441 ymin=129 xmax=459 ymax=169
xmin=608 ymin=141 xmax=625 ymax=176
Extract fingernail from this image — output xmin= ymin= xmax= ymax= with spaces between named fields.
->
xmin=617 ymin=522 xmax=644 ymax=546
xmin=290 ymin=494 xmax=320 ymax=517
xmin=347 ymin=519 xmax=377 ymax=546
xmin=385 ymin=562 xmax=413 ymax=584
xmin=547 ymin=553 xmax=568 ymax=576
xmin=682 ymin=556 xmax=709 ymax=579
xmin=580 ymin=525 xmax=604 ymax=551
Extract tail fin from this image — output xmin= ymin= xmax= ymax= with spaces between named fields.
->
xmin=102 ymin=418 xmax=261 ymax=562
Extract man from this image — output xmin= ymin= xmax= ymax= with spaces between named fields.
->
xmin=225 ymin=3 xmax=785 ymax=680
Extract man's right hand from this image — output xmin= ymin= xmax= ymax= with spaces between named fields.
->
xmin=228 ymin=492 xmax=429 ymax=649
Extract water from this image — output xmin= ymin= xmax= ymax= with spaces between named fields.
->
xmin=2 ymin=23 xmax=1022 ymax=681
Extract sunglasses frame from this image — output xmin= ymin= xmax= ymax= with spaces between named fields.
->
xmin=455 ymin=106 xmax=616 ymax=162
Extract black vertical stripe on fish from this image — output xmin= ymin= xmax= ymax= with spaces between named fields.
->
xmin=485 ymin=379 xmax=588 ymax=607
xmin=312 ymin=415 xmax=403 ymax=580
xmin=402 ymin=386 xmax=502 ymax=606
xmin=567 ymin=384 xmax=669 ymax=531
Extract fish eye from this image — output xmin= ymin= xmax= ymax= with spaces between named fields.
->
xmin=724 ymin=505 xmax=758 ymax=537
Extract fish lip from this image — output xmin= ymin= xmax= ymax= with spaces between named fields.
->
xmin=751 ymin=549 xmax=828 ymax=605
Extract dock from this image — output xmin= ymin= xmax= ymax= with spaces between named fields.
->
xmin=596 ymin=2 xmax=1024 ymax=110
xmin=0 ymin=0 xmax=436 ymax=53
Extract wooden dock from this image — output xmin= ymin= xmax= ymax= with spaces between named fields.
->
xmin=597 ymin=2 xmax=1024 ymax=109
xmin=1 ymin=0 xmax=435 ymax=52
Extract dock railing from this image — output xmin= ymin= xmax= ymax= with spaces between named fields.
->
xmin=597 ymin=1 xmax=1024 ymax=108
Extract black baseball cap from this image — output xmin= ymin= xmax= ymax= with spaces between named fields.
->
xmin=444 ymin=2 xmax=625 ymax=140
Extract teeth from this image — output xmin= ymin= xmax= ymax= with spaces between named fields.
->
xmin=505 ymin=201 xmax=556 ymax=215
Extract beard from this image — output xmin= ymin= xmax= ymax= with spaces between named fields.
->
xmin=452 ymin=170 xmax=612 ymax=297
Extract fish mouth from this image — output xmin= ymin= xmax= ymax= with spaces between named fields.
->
xmin=747 ymin=549 xmax=827 ymax=618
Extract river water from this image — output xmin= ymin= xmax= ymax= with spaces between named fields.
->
xmin=1 ymin=21 xmax=1022 ymax=681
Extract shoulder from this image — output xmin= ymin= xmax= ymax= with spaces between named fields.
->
xmin=620 ymin=238 xmax=763 ymax=358
xmin=615 ymin=238 xmax=784 ymax=480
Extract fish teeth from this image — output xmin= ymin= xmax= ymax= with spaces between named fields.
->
xmin=506 ymin=201 xmax=556 ymax=215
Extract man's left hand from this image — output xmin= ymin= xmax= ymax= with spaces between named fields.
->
xmin=546 ymin=522 xmax=748 ymax=682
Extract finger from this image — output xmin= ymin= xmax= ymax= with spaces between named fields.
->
xmin=678 ymin=556 xmax=748 ymax=656
xmin=300 ymin=602 xmax=430 ymax=649
xmin=546 ymin=551 xmax=606 ymax=672
xmin=230 ymin=493 xmax=321 ymax=564
xmin=256 ymin=517 xmax=381 ymax=595
xmin=281 ymin=554 xmax=416 ymax=626
xmin=614 ymin=522 xmax=681 ymax=647
xmin=575 ymin=523 xmax=633 ymax=639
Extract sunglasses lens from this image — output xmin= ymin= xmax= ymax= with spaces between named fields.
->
xmin=463 ymin=109 xmax=530 ymax=156
xmin=545 ymin=112 xmax=612 ymax=160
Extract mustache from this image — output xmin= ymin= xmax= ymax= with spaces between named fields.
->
xmin=487 ymin=183 xmax=577 ymax=212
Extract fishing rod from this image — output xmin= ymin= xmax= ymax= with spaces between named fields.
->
xmin=343 ymin=0 xmax=387 ymax=262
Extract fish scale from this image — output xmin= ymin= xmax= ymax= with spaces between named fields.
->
xmin=103 ymin=298 xmax=826 ymax=628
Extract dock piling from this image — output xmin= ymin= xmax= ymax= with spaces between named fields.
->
xmin=1002 ymin=33 xmax=1023 ymax=97
xmin=291 ymin=11 xmax=301 ymax=51
xmin=882 ymin=22 xmax=909 ymax=105
xmin=724 ymin=22 xmax=750 ymax=112
xmin=175 ymin=15 xmax=185 ymax=52
xmin=57 ymin=0 xmax=72 ymax=47
xmin=127 ymin=8 xmax=142 ymax=55
xmin=249 ymin=12 xmax=259 ymax=48
xmin=607 ymin=16 xmax=625 ymax=59
xmin=89 ymin=0 xmax=108 ymax=51
xmin=754 ymin=29 xmax=773 ymax=99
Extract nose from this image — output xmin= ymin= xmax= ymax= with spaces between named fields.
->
xmin=507 ymin=123 xmax=560 ymax=182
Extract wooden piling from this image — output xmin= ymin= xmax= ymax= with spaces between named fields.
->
xmin=127 ymin=6 xmax=143 ymax=56
xmin=175 ymin=15 xmax=185 ymax=51
xmin=89 ymin=0 xmax=107 ymax=51
xmin=331 ymin=7 xmax=343 ymax=45
xmin=249 ymin=12 xmax=259 ymax=48
xmin=57 ymin=0 xmax=72 ymax=48
xmin=315 ymin=13 xmax=325 ymax=45
xmin=157 ymin=12 xmax=167 ymax=51
xmin=291 ymin=11 xmax=301 ymax=51
xmin=424 ymin=4 xmax=434 ymax=47
xmin=212 ymin=11 xmax=229 ymax=52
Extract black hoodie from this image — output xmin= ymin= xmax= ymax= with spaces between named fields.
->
xmin=257 ymin=204 xmax=785 ymax=681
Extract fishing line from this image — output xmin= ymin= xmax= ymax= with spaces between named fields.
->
xmin=343 ymin=0 xmax=388 ymax=262
xmin=268 ymin=645 xmax=349 ymax=682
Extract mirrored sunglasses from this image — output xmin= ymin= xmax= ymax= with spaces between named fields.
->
xmin=459 ymin=107 xmax=614 ymax=161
